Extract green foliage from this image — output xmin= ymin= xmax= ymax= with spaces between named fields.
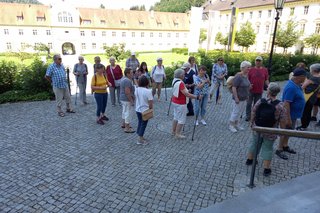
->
xmin=304 ymin=34 xmax=320 ymax=55
xmin=153 ymin=0 xmax=206 ymax=13
xmin=275 ymin=20 xmax=300 ymax=53
xmin=0 ymin=60 xmax=18 ymax=94
xmin=34 ymin=43 xmax=51 ymax=58
xmin=0 ymin=90 xmax=53 ymax=104
xmin=235 ymin=22 xmax=256 ymax=50
xmin=215 ymin=32 xmax=228 ymax=48
xmin=199 ymin=29 xmax=207 ymax=43
xmin=0 ymin=0 xmax=41 ymax=4
xmin=9 ymin=51 xmax=33 ymax=62
xmin=164 ymin=61 xmax=185 ymax=87
xmin=130 ymin=5 xmax=146 ymax=11
xmin=171 ymin=48 xmax=188 ymax=55
xmin=104 ymin=43 xmax=131 ymax=61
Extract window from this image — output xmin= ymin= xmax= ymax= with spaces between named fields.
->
xmin=48 ymin=43 xmax=52 ymax=49
xmin=102 ymin=43 xmax=106 ymax=48
xmin=65 ymin=31 xmax=69 ymax=34
xmin=19 ymin=29 xmax=23 ymax=35
xmin=139 ymin=21 xmax=144 ymax=26
xmin=33 ymin=29 xmax=37 ymax=35
xmin=157 ymin=22 xmax=162 ymax=27
xmin=17 ymin=15 xmax=23 ymax=21
xmin=80 ymin=31 xmax=85 ymax=36
xmin=159 ymin=43 xmax=162 ymax=46
xmin=174 ymin=23 xmax=179 ymax=28
xmin=37 ymin=17 xmax=45 ymax=22
xmin=122 ymin=32 xmax=126 ymax=37
xmin=92 ymin=43 xmax=96 ymax=49
xmin=175 ymin=43 xmax=179 ymax=46
xmin=141 ymin=32 xmax=144 ymax=37
xmin=183 ymin=43 xmax=187 ymax=48
xmin=4 ymin=29 xmax=9 ymax=35
xmin=150 ymin=43 xmax=153 ymax=46
xmin=300 ymin=23 xmax=306 ymax=33
xmin=6 ymin=42 xmax=12 ymax=50
xmin=132 ymin=32 xmax=135 ymax=37
xmin=176 ymin=33 xmax=179 ymax=38
xmin=241 ymin=13 xmax=244 ymax=20
xmin=167 ymin=33 xmax=171 ymax=38
xmin=120 ymin=20 xmax=126 ymax=26
xmin=150 ymin=32 xmax=153 ymax=37
xmin=34 ymin=43 xmax=40 ymax=48
xmin=316 ymin=23 xmax=320 ymax=34
xmin=159 ymin=33 xmax=162 ymax=37
xmin=141 ymin=43 xmax=144 ymax=46
xmin=184 ymin=33 xmax=187 ymax=38
xmin=102 ymin=31 xmax=106 ymax=37
xmin=112 ymin=32 xmax=116 ymax=37
xmin=268 ymin=10 xmax=272 ymax=18
xmin=226 ymin=14 xmax=229 ymax=20
xmin=91 ymin=31 xmax=95 ymax=36
xmin=58 ymin=12 xmax=73 ymax=23
xmin=167 ymin=43 xmax=171 ymax=46
xmin=258 ymin=11 xmax=262 ymax=18
xmin=256 ymin=25 xmax=260 ymax=34
xmin=100 ymin=20 xmax=106 ymax=25
xmin=290 ymin=7 xmax=295 ymax=16
xmin=304 ymin=6 xmax=309 ymax=15
xmin=265 ymin=25 xmax=270 ymax=34
xmin=263 ymin=42 xmax=267 ymax=52
xmin=81 ymin=43 xmax=86 ymax=49
xmin=249 ymin=12 xmax=253 ymax=19
xmin=132 ymin=43 xmax=136 ymax=46
xmin=21 ymin=42 xmax=26 ymax=50
xmin=46 ymin=30 xmax=51 ymax=35
xmin=82 ymin=19 xmax=91 ymax=25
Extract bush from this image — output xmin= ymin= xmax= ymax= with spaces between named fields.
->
xmin=172 ymin=48 xmax=188 ymax=55
xmin=0 ymin=60 xmax=18 ymax=94
xmin=0 ymin=90 xmax=53 ymax=104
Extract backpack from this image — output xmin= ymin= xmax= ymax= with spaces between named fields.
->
xmin=255 ymin=98 xmax=280 ymax=127
xmin=226 ymin=75 xmax=235 ymax=93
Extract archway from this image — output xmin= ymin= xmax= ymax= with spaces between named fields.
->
xmin=62 ymin=42 xmax=76 ymax=55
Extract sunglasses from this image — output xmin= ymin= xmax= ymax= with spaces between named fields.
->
xmin=58 ymin=58 xmax=62 ymax=60
xmin=218 ymin=59 xmax=224 ymax=62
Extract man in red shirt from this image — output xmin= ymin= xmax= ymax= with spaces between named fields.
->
xmin=245 ymin=56 xmax=269 ymax=121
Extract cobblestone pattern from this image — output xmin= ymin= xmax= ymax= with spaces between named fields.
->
xmin=1 ymin=85 xmax=320 ymax=213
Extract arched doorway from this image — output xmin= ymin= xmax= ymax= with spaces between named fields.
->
xmin=62 ymin=42 xmax=76 ymax=55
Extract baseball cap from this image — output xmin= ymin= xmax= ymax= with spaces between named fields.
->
xmin=181 ymin=62 xmax=191 ymax=69
xmin=293 ymin=68 xmax=307 ymax=77
xmin=131 ymin=51 xmax=135 ymax=56
xmin=255 ymin=56 xmax=263 ymax=61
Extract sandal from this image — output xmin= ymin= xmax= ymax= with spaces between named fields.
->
xmin=66 ymin=109 xmax=76 ymax=113
xmin=124 ymin=128 xmax=135 ymax=133
xmin=58 ymin=112 xmax=65 ymax=117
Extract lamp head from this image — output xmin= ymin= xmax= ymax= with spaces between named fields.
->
xmin=274 ymin=0 xmax=285 ymax=10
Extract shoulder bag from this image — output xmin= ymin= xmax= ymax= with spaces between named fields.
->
xmin=137 ymin=88 xmax=154 ymax=121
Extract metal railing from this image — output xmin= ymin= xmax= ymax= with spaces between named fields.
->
xmin=248 ymin=126 xmax=320 ymax=188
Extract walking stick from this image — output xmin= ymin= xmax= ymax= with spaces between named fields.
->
xmin=192 ymin=97 xmax=202 ymax=141
xmin=75 ymin=85 xmax=78 ymax=105
xmin=167 ymin=96 xmax=172 ymax=116
xmin=216 ymin=82 xmax=220 ymax=104
xmin=164 ymin=77 xmax=167 ymax=101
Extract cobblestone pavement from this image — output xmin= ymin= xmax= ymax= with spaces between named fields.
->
xmin=1 ymin=86 xmax=320 ymax=213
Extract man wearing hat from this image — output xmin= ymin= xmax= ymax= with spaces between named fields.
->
xmin=182 ymin=62 xmax=195 ymax=116
xmin=245 ymin=56 xmax=269 ymax=121
xmin=151 ymin=57 xmax=166 ymax=101
xmin=275 ymin=68 xmax=306 ymax=160
xmin=126 ymin=52 xmax=140 ymax=77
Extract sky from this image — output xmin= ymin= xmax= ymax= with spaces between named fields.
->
xmin=39 ymin=0 xmax=161 ymax=10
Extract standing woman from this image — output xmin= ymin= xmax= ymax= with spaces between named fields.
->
xmin=135 ymin=76 xmax=153 ymax=145
xmin=193 ymin=66 xmax=210 ymax=125
xmin=120 ymin=68 xmax=136 ymax=133
xmin=151 ymin=58 xmax=166 ymax=101
xmin=73 ymin=56 xmax=88 ymax=105
xmin=229 ymin=61 xmax=251 ymax=133
xmin=106 ymin=57 xmax=123 ymax=107
xmin=209 ymin=57 xmax=228 ymax=103
xmin=189 ymin=56 xmax=198 ymax=75
xmin=171 ymin=68 xmax=201 ymax=139
xmin=134 ymin=62 xmax=151 ymax=86
xmin=91 ymin=64 xmax=111 ymax=125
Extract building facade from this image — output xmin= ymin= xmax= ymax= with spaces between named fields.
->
xmin=0 ymin=1 xmax=190 ymax=55
xmin=202 ymin=0 xmax=320 ymax=54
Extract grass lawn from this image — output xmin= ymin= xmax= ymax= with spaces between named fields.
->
xmin=0 ymin=56 xmax=35 ymax=66
xmin=83 ymin=52 xmax=189 ymax=69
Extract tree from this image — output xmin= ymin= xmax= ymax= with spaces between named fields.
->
xmin=130 ymin=5 xmax=146 ymax=11
xmin=199 ymin=29 xmax=207 ymax=43
xmin=104 ymin=43 xmax=131 ymax=61
xmin=215 ymin=32 xmax=228 ymax=49
xmin=0 ymin=0 xmax=41 ymax=4
xmin=153 ymin=0 xmax=206 ymax=13
xmin=34 ymin=43 xmax=50 ymax=58
xmin=275 ymin=20 xmax=300 ymax=53
xmin=100 ymin=4 xmax=105 ymax=9
xmin=10 ymin=51 xmax=33 ymax=62
xmin=235 ymin=22 xmax=256 ymax=51
xmin=304 ymin=34 xmax=320 ymax=55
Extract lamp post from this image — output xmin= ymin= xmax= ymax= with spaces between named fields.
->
xmin=268 ymin=0 xmax=286 ymax=74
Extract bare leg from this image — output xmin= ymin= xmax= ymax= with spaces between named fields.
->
xmin=172 ymin=120 xmax=178 ymax=135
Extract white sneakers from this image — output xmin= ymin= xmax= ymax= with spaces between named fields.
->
xmin=195 ymin=119 xmax=206 ymax=126
xmin=195 ymin=120 xmax=199 ymax=126
xmin=236 ymin=125 xmax=244 ymax=131
xmin=229 ymin=125 xmax=238 ymax=133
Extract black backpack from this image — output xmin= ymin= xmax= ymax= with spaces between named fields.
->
xmin=255 ymin=98 xmax=280 ymax=127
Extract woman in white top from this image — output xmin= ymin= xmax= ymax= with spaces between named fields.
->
xmin=73 ymin=55 xmax=88 ymax=105
xmin=135 ymin=75 xmax=154 ymax=145
xmin=151 ymin=57 xmax=166 ymax=101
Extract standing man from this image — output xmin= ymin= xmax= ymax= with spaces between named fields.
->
xmin=125 ymin=52 xmax=140 ymax=75
xmin=45 ymin=54 xmax=75 ymax=117
xmin=93 ymin=56 xmax=105 ymax=74
xmin=245 ymin=56 xmax=269 ymax=121
xmin=275 ymin=68 xmax=306 ymax=160
xmin=182 ymin=62 xmax=195 ymax=116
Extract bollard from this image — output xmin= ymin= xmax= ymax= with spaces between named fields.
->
xmin=66 ymin=67 xmax=71 ymax=95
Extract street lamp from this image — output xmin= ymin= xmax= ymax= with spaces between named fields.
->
xmin=267 ymin=0 xmax=286 ymax=74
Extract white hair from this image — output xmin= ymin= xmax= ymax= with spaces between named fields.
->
xmin=240 ymin=61 xmax=252 ymax=69
xmin=310 ymin=63 xmax=320 ymax=73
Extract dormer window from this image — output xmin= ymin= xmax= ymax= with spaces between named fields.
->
xmin=37 ymin=17 xmax=46 ymax=22
xmin=139 ymin=21 xmax=144 ymax=26
xmin=174 ymin=22 xmax=179 ymax=27
xmin=83 ymin=19 xmax=91 ymax=25
xmin=101 ymin=20 xmax=106 ymax=24
xmin=58 ymin=12 xmax=73 ymax=23
xmin=120 ymin=20 xmax=126 ymax=26
xmin=17 ymin=15 xmax=23 ymax=21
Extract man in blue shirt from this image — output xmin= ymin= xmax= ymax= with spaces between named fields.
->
xmin=276 ymin=68 xmax=306 ymax=160
xmin=45 ymin=54 xmax=75 ymax=117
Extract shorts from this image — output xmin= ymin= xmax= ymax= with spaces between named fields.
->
xmin=173 ymin=103 xmax=187 ymax=124
xmin=121 ymin=101 xmax=134 ymax=123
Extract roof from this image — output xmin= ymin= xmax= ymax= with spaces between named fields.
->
xmin=0 ymin=2 xmax=50 ymax=26
xmin=203 ymin=0 xmax=303 ymax=12
xmin=77 ymin=8 xmax=189 ymax=30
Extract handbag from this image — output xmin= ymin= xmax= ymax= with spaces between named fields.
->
xmin=304 ymin=84 xmax=320 ymax=103
xmin=110 ymin=65 xmax=121 ymax=87
xmin=142 ymin=108 xmax=154 ymax=121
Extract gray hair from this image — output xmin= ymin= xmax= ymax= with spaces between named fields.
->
xmin=109 ymin=56 xmax=116 ymax=62
xmin=94 ymin=56 xmax=101 ymax=61
xmin=78 ymin=55 xmax=84 ymax=60
xmin=174 ymin=68 xmax=185 ymax=78
xmin=240 ymin=61 xmax=251 ymax=69
xmin=310 ymin=63 xmax=320 ymax=74
xmin=268 ymin=82 xmax=281 ymax=97
xmin=53 ymin=54 xmax=61 ymax=60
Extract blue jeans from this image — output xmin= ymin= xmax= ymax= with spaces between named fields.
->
xmin=94 ymin=93 xmax=108 ymax=117
xmin=194 ymin=93 xmax=209 ymax=118
xmin=136 ymin=112 xmax=149 ymax=137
